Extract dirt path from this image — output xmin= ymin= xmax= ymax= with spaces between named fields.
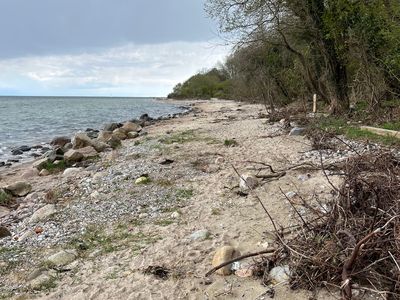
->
xmin=1 ymin=100 xmax=343 ymax=299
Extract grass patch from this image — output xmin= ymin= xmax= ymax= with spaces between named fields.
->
xmin=154 ymin=219 xmax=174 ymax=226
xmin=33 ymin=276 xmax=57 ymax=291
xmin=70 ymin=223 xmax=159 ymax=255
xmin=175 ymin=188 xmax=193 ymax=200
xmin=211 ymin=208 xmax=221 ymax=215
xmin=223 ymin=139 xmax=238 ymax=147
xmin=159 ymin=130 xmax=198 ymax=144
xmin=42 ymin=160 xmax=67 ymax=173
xmin=380 ymin=121 xmax=400 ymax=131
xmin=312 ymin=116 xmax=400 ymax=146
xmin=0 ymin=190 xmax=12 ymax=206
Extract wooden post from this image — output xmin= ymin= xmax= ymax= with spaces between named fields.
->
xmin=313 ymin=94 xmax=317 ymax=113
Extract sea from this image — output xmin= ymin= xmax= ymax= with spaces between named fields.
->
xmin=0 ymin=96 xmax=185 ymax=163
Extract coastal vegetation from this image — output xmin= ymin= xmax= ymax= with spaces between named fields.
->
xmin=169 ymin=0 xmax=400 ymax=117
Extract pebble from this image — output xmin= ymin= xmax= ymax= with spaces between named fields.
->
xmin=269 ymin=265 xmax=291 ymax=283
xmin=189 ymin=229 xmax=210 ymax=241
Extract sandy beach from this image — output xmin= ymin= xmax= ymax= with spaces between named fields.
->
xmin=1 ymin=100 xmax=368 ymax=299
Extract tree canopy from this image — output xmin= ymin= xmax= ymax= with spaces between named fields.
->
xmin=169 ymin=0 xmax=400 ymax=115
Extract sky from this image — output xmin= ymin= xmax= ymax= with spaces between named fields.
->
xmin=0 ymin=0 xmax=229 ymax=96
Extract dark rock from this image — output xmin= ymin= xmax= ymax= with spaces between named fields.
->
xmin=31 ymin=145 xmax=43 ymax=149
xmin=85 ymin=128 xmax=99 ymax=133
xmin=86 ymin=131 xmax=99 ymax=139
xmin=103 ymin=123 xmax=121 ymax=132
xmin=0 ymin=161 xmax=4 ymax=167
xmin=50 ymin=136 xmax=71 ymax=148
xmin=18 ymin=145 xmax=31 ymax=152
xmin=159 ymin=158 xmax=174 ymax=165
xmin=11 ymin=149 xmax=23 ymax=155
xmin=41 ymin=147 xmax=51 ymax=153
xmin=0 ymin=226 xmax=11 ymax=239
xmin=139 ymin=113 xmax=153 ymax=121
xmin=7 ymin=158 xmax=19 ymax=163
xmin=62 ymin=142 xmax=73 ymax=152
xmin=30 ymin=153 xmax=42 ymax=158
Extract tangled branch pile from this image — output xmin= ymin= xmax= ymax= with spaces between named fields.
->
xmin=281 ymin=152 xmax=400 ymax=299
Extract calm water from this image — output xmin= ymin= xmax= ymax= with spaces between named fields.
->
xmin=0 ymin=96 xmax=184 ymax=161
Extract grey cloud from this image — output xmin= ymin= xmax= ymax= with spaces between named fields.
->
xmin=0 ymin=0 xmax=216 ymax=58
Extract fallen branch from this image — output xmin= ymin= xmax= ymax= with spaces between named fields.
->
xmin=205 ymin=248 xmax=276 ymax=277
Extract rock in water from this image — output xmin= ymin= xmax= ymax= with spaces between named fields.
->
xmin=29 ymin=204 xmax=57 ymax=223
xmin=4 ymin=181 xmax=32 ymax=197
xmin=50 ymin=136 xmax=71 ymax=148
xmin=239 ymin=174 xmax=258 ymax=190
xmin=47 ymin=249 xmax=77 ymax=267
xmin=289 ymin=127 xmax=305 ymax=136
xmin=212 ymin=246 xmax=241 ymax=275
xmin=103 ymin=123 xmax=120 ymax=132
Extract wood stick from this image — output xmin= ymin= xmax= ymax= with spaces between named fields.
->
xmin=205 ymin=248 xmax=276 ymax=277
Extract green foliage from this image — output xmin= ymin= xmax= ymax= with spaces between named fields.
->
xmin=223 ymin=139 xmax=238 ymax=147
xmin=168 ymin=68 xmax=232 ymax=99
xmin=42 ymin=160 xmax=67 ymax=173
xmin=0 ymin=190 xmax=12 ymax=206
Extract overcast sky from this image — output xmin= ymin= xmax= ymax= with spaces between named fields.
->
xmin=0 ymin=0 xmax=229 ymax=96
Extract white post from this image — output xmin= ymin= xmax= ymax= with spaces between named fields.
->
xmin=313 ymin=94 xmax=317 ymax=113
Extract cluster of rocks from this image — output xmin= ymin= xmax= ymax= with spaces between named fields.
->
xmin=0 ymin=108 xmax=192 ymax=169
xmin=31 ymin=120 xmax=144 ymax=173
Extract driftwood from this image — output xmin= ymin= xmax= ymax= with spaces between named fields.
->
xmin=205 ymin=248 xmax=276 ymax=277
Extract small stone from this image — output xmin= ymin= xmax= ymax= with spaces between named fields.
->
xmin=34 ymin=226 xmax=43 ymax=234
xmin=211 ymin=246 xmax=241 ymax=275
xmin=135 ymin=176 xmax=150 ymax=185
xmin=239 ymin=174 xmax=258 ymax=190
xmin=159 ymin=158 xmax=174 ymax=165
xmin=63 ymin=167 xmax=82 ymax=177
xmin=171 ymin=211 xmax=180 ymax=219
xmin=189 ymin=229 xmax=210 ymax=241
xmin=29 ymin=204 xmax=57 ymax=223
xmin=39 ymin=169 xmax=50 ymax=176
xmin=90 ymin=191 xmax=100 ymax=199
xmin=4 ymin=181 xmax=32 ymax=197
xmin=297 ymin=174 xmax=311 ymax=182
xmin=289 ymin=127 xmax=305 ymax=136
xmin=0 ymin=226 xmax=11 ymax=239
xmin=47 ymin=249 xmax=77 ymax=267
xmin=285 ymin=191 xmax=297 ymax=199
xmin=269 ymin=265 xmax=291 ymax=283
